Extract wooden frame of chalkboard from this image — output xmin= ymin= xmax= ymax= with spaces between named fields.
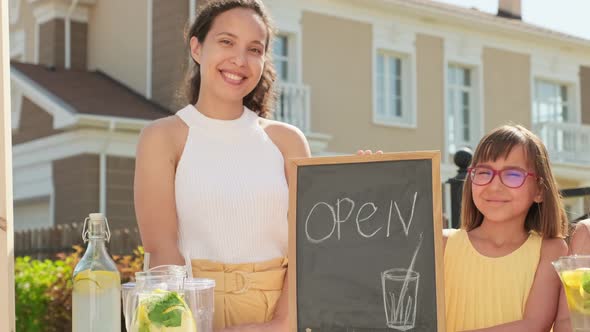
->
xmin=288 ymin=151 xmax=445 ymax=332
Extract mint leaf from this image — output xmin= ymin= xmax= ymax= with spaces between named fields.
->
xmin=159 ymin=308 xmax=182 ymax=327
xmin=582 ymin=272 xmax=590 ymax=294
xmin=146 ymin=291 xmax=184 ymax=327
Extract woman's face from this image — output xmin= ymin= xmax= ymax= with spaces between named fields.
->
xmin=190 ymin=7 xmax=268 ymax=104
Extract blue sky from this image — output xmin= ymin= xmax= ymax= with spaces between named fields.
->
xmin=433 ymin=0 xmax=590 ymax=40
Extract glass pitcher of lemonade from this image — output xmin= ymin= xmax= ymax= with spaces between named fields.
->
xmin=553 ymin=255 xmax=590 ymax=332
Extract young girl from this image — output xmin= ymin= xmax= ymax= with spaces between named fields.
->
xmin=134 ymin=1 xmax=310 ymax=331
xmin=444 ymin=125 xmax=568 ymax=331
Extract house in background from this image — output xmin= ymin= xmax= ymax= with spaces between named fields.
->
xmin=262 ymin=0 xmax=590 ymax=220
xmin=8 ymin=0 xmax=590 ymax=231
xmin=11 ymin=62 xmax=166 ymax=230
xmin=8 ymin=0 xmax=329 ymax=231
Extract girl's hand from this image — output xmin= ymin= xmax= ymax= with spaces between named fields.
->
xmin=356 ymin=150 xmax=383 ymax=155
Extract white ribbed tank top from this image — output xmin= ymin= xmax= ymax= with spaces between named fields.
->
xmin=174 ymin=104 xmax=288 ymax=264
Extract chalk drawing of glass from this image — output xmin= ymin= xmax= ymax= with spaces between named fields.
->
xmin=382 ymin=233 xmax=423 ymax=330
xmin=381 ymin=268 xmax=419 ymax=330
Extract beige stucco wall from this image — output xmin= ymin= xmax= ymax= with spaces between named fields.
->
xmin=87 ymin=0 xmax=148 ymax=96
xmin=581 ymin=66 xmax=590 ymax=125
xmin=557 ymin=178 xmax=581 ymax=190
xmin=302 ymin=11 xmax=444 ymax=153
xmin=414 ymin=34 xmax=445 ymax=152
xmin=302 ymin=11 xmax=371 ymax=153
xmin=483 ymin=47 xmax=531 ymax=131
xmin=9 ymin=0 xmax=38 ymax=62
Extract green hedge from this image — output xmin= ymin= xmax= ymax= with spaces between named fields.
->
xmin=15 ymin=256 xmax=72 ymax=332
xmin=15 ymin=246 xmax=143 ymax=332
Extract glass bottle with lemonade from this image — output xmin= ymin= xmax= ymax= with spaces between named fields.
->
xmin=72 ymin=213 xmax=121 ymax=332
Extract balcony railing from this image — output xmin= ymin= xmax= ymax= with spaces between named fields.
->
xmin=273 ymin=82 xmax=311 ymax=133
xmin=533 ymin=122 xmax=590 ymax=164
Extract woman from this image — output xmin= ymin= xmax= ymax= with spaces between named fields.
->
xmin=134 ymin=1 xmax=310 ymax=330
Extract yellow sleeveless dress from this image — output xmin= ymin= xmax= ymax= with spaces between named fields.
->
xmin=444 ymin=229 xmax=542 ymax=332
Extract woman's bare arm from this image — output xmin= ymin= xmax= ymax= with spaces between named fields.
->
xmin=134 ymin=117 xmax=187 ymax=267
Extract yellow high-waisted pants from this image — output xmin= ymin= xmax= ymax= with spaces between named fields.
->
xmin=191 ymin=257 xmax=287 ymax=329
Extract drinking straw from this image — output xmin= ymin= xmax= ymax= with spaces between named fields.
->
xmin=184 ymin=250 xmax=193 ymax=279
xmin=395 ymin=233 xmax=423 ymax=321
xmin=143 ymin=252 xmax=150 ymax=272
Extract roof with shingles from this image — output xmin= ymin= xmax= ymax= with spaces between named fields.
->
xmin=11 ymin=62 xmax=173 ymax=120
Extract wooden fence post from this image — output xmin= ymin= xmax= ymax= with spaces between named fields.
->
xmin=0 ymin=0 xmax=15 ymax=328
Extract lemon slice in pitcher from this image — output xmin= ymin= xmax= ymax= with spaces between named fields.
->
xmin=571 ymin=297 xmax=590 ymax=315
xmin=561 ymin=269 xmax=590 ymax=315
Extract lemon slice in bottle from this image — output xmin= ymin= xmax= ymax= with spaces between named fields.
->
xmin=74 ymin=270 xmax=119 ymax=295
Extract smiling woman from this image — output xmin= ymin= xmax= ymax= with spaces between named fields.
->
xmin=134 ymin=1 xmax=310 ymax=332
xmin=183 ymin=0 xmax=276 ymax=120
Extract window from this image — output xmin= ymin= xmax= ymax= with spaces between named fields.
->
xmin=533 ymin=79 xmax=579 ymax=157
xmin=374 ymin=50 xmax=413 ymax=126
xmin=11 ymin=82 xmax=22 ymax=130
xmin=272 ymin=33 xmax=306 ymax=128
xmin=533 ymin=80 xmax=572 ymax=124
xmin=9 ymin=0 xmax=20 ymax=24
xmin=447 ymin=64 xmax=478 ymax=152
xmin=273 ymin=34 xmax=292 ymax=82
xmin=10 ymin=30 xmax=25 ymax=61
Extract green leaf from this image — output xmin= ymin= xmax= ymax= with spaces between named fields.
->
xmin=582 ymin=272 xmax=590 ymax=294
xmin=145 ymin=291 xmax=185 ymax=327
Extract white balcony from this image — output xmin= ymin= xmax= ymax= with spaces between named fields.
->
xmin=272 ymin=82 xmax=331 ymax=155
xmin=533 ymin=122 xmax=590 ymax=165
xmin=274 ymin=82 xmax=311 ymax=133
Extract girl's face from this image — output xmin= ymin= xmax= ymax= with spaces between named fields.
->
xmin=471 ymin=145 xmax=543 ymax=226
xmin=190 ymin=8 xmax=267 ymax=104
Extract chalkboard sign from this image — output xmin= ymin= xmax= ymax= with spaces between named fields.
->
xmin=288 ymin=152 xmax=445 ymax=332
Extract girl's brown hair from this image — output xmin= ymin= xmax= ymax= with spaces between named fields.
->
xmin=461 ymin=125 xmax=568 ymax=238
xmin=182 ymin=0 xmax=277 ymax=118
